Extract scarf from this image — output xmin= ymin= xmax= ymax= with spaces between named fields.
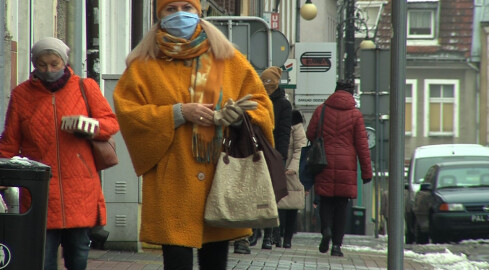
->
xmin=157 ymin=24 xmax=224 ymax=163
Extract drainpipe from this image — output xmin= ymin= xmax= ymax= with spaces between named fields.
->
xmin=466 ymin=62 xmax=480 ymax=144
xmin=296 ymin=0 xmax=300 ymax=43
xmin=0 ymin=0 xmax=5 ymax=127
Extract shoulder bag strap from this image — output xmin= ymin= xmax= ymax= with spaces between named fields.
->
xmin=242 ymin=113 xmax=259 ymax=155
xmin=79 ymin=78 xmax=92 ymax=117
xmin=316 ymin=104 xmax=326 ymax=139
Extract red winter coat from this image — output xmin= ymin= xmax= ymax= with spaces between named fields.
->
xmin=0 ymin=68 xmax=119 ymax=229
xmin=306 ymin=90 xmax=372 ymax=198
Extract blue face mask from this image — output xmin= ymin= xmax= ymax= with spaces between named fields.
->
xmin=160 ymin=11 xmax=200 ymax=40
xmin=34 ymin=68 xmax=65 ymax=82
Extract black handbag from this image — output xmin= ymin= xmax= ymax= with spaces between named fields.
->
xmin=305 ymin=104 xmax=327 ymax=175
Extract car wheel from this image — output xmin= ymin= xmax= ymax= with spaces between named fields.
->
xmin=415 ymin=222 xmax=429 ymax=244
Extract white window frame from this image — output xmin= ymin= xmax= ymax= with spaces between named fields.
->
xmin=407 ymin=9 xmax=435 ymax=39
xmin=405 ymin=79 xmax=417 ymax=137
xmin=423 ymin=79 xmax=459 ymax=137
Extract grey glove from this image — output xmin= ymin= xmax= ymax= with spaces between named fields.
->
xmin=214 ymin=95 xmax=258 ymax=126
xmin=234 ymin=94 xmax=258 ymax=111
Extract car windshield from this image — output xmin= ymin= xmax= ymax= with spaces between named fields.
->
xmin=436 ymin=166 xmax=489 ymax=189
xmin=414 ymin=156 xmax=489 ymax=184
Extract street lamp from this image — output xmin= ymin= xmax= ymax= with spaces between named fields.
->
xmin=360 ymin=39 xmax=376 ymax=50
xmin=339 ymin=0 xmax=375 ymax=81
xmin=296 ymin=0 xmax=317 ymax=42
xmin=300 ymin=0 xmax=317 ymax=20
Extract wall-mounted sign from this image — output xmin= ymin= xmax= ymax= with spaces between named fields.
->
xmin=262 ymin=12 xmax=279 ymax=30
xmin=299 ymin=52 xmax=332 ymax=72
xmin=295 ymin=43 xmax=337 ymax=106
xmin=294 ymin=94 xmax=330 ymax=106
xmin=283 ymin=59 xmax=296 ymax=85
xmin=271 ymin=12 xmax=280 ymax=30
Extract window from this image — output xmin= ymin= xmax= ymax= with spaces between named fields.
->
xmin=355 ymin=1 xmax=386 ymax=39
xmin=423 ymin=80 xmax=459 ymax=137
xmin=405 ymin=80 xmax=417 ymax=136
xmin=408 ymin=10 xmax=434 ymax=38
xmin=407 ymin=0 xmax=439 ymax=41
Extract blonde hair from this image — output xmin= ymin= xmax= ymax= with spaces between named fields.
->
xmin=125 ymin=19 xmax=235 ymax=66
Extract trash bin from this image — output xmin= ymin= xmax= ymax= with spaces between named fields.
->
xmin=0 ymin=157 xmax=51 ymax=270
xmin=350 ymin=206 xmax=366 ymax=235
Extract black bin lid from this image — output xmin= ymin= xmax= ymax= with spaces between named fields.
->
xmin=0 ymin=157 xmax=51 ymax=180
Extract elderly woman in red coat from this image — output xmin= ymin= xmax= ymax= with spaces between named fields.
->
xmin=0 ymin=37 xmax=119 ymax=270
xmin=306 ymin=80 xmax=372 ymax=257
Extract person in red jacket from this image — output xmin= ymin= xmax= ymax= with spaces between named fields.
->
xmin=306 ymin=80 xmax=372 ymax=257
xmin=0 ymin=37 xmax=119 ymax=270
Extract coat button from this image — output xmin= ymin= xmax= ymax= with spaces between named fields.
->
xmin=197 ymin=172 xmax=205 ymax=181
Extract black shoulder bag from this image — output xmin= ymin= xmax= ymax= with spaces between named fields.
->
xmin=305 ymin=104 xmax=328 ymax=175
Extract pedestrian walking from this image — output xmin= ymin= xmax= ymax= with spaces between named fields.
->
xmin=260 ymin=66 xmax=292 ymax=249
xmin=113 ymin=1 xmax=274 ymax=269
xmin=0 ymin=37 xmax=119 ymax=270
xmin=306 ymin=80 xmax=372 ymax=257
xmin=277 ymin=110 xmax=307 ymax=248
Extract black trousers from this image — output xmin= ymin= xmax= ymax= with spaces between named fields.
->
xmin=162 ymin=240 xmax=229 ymax=270
xmin=278 ymin=209 xmax=298 ymax=239
xmin=319 ymin=196 xmax=349 ymax=246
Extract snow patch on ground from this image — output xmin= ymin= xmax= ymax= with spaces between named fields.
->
xmin=343 ymin=245 xmax=489 ymax=270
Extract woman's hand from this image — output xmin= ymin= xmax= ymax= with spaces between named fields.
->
xmin=182 ymin=103 xmax=215 ymax=126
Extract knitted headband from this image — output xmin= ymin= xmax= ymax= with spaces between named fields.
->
xmin=31 ymin=37 xmax=70 ymax=67
xmin=260 ymin=66 xmax=282 ymax=86
xmin=157 ymin=0 xmax=202 ymax=18
xmin=335 ymin=80 xmax=355 ymax=94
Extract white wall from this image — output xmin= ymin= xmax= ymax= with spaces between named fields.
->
xmin=99 ymin=0 xmax=132 ymax=76
xmin=300 ymin=0 xmax=337 ymax=43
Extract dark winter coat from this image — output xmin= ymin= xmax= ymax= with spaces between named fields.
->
xmin=306 ymin=90 xmax=372 ymax=198
xmin=269 ymin=88 xmax=292 ymax=160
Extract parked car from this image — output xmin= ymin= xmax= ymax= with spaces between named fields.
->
xmin=404 ymin=144 xmax=489 ymax=244
xmin=412 ymin=161 xmax=489 ymax=244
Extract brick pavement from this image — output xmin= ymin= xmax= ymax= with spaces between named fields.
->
xmin=85 ymin=233 xmax=434 ymax=270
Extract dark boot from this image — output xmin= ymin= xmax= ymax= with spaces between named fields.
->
xmin=233 ymin=239 xmax=251 ymax=254
xmin=261 ymin=229 xmax=273 ymax=249
xmin=283 ymin=236 xmax=292 ymax=248
xmin=261 ymin=237 xmax=272 ymax=249
xmin=331 ymin=245 xmax=344 ymax=257
xmin=319 ymin=228 xmax=331 ymax=253
xmin=248 ymin=229 xmax=259 ymax=246
xmin=272 ymin=227 xmax=281 ymax=247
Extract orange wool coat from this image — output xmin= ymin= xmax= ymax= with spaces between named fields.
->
xmin=0 ymin=68 xmax=120 ymax=229
xmin=113 ymin=49 xmax=275 ymax=248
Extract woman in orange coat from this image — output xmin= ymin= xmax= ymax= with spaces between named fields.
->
xmin=113 ymin=1 xmax=274 ymax=269
xmin=0 ymin=37 xmax=119 ymax=270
